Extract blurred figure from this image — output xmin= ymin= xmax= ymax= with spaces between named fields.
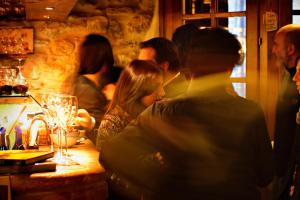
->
xmin=73 ymin=34 xmax=114 ymax=140
xmin=138 ymin=37 xmax=187 ymax=98
xmin=101 ymin=28 xmax=273 ymax=200
xmin=272 ymin=24 xmax=300 ymax=200
xmin=97 ymin=60 xmax=164 ymax=149
xmin=172 ymin=23 xmax=199 ymax=79
xmin=97 ymin=60 xmax=164 ymax=200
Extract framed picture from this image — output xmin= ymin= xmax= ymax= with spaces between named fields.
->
xmin=0 ymin=27 xmax=34 ymax=55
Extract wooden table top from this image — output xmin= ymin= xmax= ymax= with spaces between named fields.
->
xmin=8 ymin=139 xmax=108 ymax=200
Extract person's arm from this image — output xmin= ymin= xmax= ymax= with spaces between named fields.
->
xmin=96 ymin=117 xmax=120 ymax=151
xmin=75 ymin=109 xmax=99 ymax=144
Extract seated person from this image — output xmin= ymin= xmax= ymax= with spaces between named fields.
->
xmin=75 ymin=60 xmax=164 ymax=148
xmin=97 ymin=59 xmax=164 ymax=149
xmin=73 ymin=34 xmax=114 ymax=141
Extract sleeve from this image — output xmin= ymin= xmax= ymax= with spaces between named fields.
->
xmin=96 ymin=118 xmax=117 ymax=150
xmin=74 ymin=83 xmax=107 ymax=127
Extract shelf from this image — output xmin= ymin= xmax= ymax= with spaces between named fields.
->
xmin=0 ymin=94 xmax=30 ymax=104
xmin=183 ymin=11 xmax=246 ymax=20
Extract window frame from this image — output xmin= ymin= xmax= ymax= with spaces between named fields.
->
xmin=181 ymin=0 xmax=258 ymax=99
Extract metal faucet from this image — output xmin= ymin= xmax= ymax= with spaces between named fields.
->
xmin=27 ymin=115 xmax=49 ymax=149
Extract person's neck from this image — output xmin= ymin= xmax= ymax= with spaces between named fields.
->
xmin=287 ymin=54 xmax=300 ymax=68
xmin=83 ymin=71 xmax=101 ymax=87
xmin=187 ymin=72 xmax=230 ymax=94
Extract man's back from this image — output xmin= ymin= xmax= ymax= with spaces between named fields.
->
xmin=149 ymin=85 xmax=272 ymax=199
xmin=101 ymin=82 xmax=273 ymax=200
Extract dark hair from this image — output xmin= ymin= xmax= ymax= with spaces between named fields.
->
xmin=172 ymin=23 xmax=199 ymax=67
xmin=100 ymin=66 xmax=123 ymax=88
xmin=109 ymin=59 xmax=163 ymax=117
xmin=139 ymin=37 xmax=180 ymax=73
xmin=79 ymin=34 xmax=114 ymax=75
xmin=185 ymin=27 xmax=242 ymax=77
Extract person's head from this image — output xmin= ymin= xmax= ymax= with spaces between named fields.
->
xmin=272 ymin=24 xmax=300 ymax=69
xmin=172 ymin=23 xmax=199 ymax=70
xmin=79 ymin=34 xmax=114 ymax=75
xmin=138 ymin=37 xmax=180 ymax=74
xmin=185 ymin=27 xmax=242 ymax=78
xmin=109 ymin=59 xmax=165 ymax=117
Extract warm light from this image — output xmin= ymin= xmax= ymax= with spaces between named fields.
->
xmin=203 ymin=0 xmax=211 ymax=4
xmin=43 ymin=15 xmax=50 ymax=19
xmin=45 ymin=7 xmax=54 ymax=11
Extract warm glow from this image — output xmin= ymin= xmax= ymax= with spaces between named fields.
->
xmin=45 ymin=7 xmax=55 ymax=11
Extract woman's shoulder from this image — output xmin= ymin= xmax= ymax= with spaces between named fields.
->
xmin=101 ymin=106 xmax=132 ymax=129
xmin=98 ymin=106 xmax=132 ymax=139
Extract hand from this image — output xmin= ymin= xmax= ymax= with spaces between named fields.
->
xmin=75 ymin=109 xmax=95 ymax=131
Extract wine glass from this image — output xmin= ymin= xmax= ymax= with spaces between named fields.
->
xmin=39 ymin=92 xmax=78 ymax=165
xmin=50 ymin=93 xmax=78 ymax=165
xmin=55 ymin=94 xmax=78 ymax=156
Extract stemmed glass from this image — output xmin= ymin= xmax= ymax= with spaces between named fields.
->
xmin=55 ymin=94 xmax=78 ymax=157
xmin=41 ymin=93 xmax=78 ymax=165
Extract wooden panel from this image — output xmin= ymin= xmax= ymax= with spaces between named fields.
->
xmin=246 ymin=0 xmax=259 ymax=101
xmin=183 ymin=12 xmax=246 ymax=20
xmin=24 ymin=0 xmax=77 ymax=21
xmin=159 ymin=0 xmax=182 ymax=39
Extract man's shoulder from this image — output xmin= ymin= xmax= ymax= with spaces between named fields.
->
xmin=139 ymin=97 xmax=192 ymax=119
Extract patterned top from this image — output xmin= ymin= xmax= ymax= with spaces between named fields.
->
xmin=96 ymin=105 xmax=133 ymax=150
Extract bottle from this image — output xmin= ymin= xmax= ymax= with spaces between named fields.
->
xmin=13 ymin=64 xmax=28 ymax=95
xmin=12 ymin=125 xmax=24 ymax=150
xmin=0 ymin=127 xmax=7 ymax=150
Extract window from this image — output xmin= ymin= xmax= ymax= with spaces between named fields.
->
xmin=182 ymin=0 xmax=247 ymax=97
xmin=293 ymin=0 xmax=300 ymax=24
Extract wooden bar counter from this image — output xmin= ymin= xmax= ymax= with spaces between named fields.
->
xmin=8 ymin=140 xmax=108 ymax=200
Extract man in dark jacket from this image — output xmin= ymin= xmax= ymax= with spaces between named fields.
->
xmin=101 ymin=28 xmax=274 ymax=200
xmin=272 ymin=24 xmax=300 ymax=200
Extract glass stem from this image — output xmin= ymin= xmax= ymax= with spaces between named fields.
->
xmin=50 ymin=127 xmax=54 ymax=152
xmin=64 ymin=128 xmax=68 ymax=156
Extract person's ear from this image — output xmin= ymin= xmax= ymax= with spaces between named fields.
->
xmin=287 ymin=43 xmax=296 ymax=56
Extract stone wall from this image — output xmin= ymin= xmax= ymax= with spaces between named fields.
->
xmin=19 ymin=0 xmax=157 ymax=95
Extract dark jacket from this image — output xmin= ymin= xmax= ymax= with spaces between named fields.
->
xmin=163 ymin=72 xmax=189 ymax=99
xmin=101 ymin=78 xmax=274 ymax=200
xmin=273 ymin=68 xmax=300 ymax=200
